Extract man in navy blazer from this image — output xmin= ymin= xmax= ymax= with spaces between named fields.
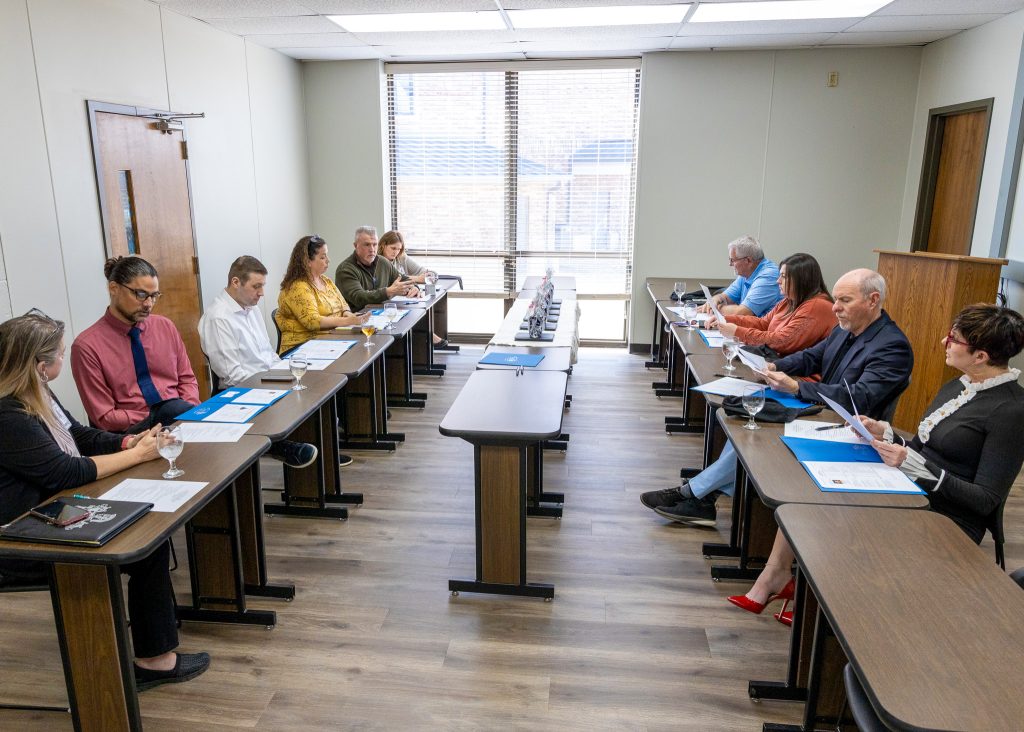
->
xmin=762 ymin=268 xmax=912 ymax=417
xmin=641 ymin=268 xmax=913 ymax=526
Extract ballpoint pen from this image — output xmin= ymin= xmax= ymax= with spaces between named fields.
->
xmin=814 ymin=424 xmax=845 ymax=431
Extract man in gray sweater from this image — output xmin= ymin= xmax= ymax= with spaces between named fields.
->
xmin=335 ymin=225 xmax=418 ymax=310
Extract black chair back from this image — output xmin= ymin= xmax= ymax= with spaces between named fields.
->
xmin=271 ymin=308 xmax=283 ymax=353
xmin=876 ymin=376 xmax=911 ymax=423
xmin=1010 ymin=567 xmax=1024 ymax=590
xmin=986 ymin=495 xmax=1008 ymax=569
xmin=841 ymin=663 xmax=887 ymax=732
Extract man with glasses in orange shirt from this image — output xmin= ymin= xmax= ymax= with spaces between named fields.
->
xmin=71 ymin=256 xmax=199 ymax=433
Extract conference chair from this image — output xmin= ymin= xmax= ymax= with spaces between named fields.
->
xmin=1010 ymin=567 xmax=1024 ymax=590
xmin=271 ymin=308 xmax=283 ymax=353
xmin=0 ymin=572 xmax=70 ymax=714
xmin=839 ymin=663 xmax=886 ymax=732
xmin=877 ymin=377 xmax=911 ymax=423
xmin=986 ymin=496 xmax=1008 ymax=570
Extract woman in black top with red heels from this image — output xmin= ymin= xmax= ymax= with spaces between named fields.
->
xmin=729 ymin=304 xmax=1024 ymax=625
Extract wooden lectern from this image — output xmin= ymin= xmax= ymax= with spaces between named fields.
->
xmin=875 ymin=250 xmax=1007 ymax=431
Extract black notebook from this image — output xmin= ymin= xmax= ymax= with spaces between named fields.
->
xmin=0 ymin=497 xmax=154 ymax=547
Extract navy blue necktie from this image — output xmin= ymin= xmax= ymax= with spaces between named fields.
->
xmin=129 ymin=326 xmax=162 ymax=406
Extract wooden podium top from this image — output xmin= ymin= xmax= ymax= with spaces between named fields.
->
xmin=874 ymin=248 xmax=1008 ymax=265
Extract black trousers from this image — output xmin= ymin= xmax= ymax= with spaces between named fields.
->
xmin=126 ymin=399 xmax=195 ymax=434
xmin=0 ymin=541 xmax=179 ymax=660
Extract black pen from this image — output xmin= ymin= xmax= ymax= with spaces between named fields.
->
xmin=815 ymin=423 xmax=845 ymax=431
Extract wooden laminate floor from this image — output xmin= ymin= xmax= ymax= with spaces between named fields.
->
xmin=2 ymin=347 xmax=1021 ymax=730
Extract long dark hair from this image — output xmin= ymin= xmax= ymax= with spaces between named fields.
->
xmin=780 ymin=253 xmax=831 ymax=312
xmin=280 ymin=235 xmax=326 ymax=290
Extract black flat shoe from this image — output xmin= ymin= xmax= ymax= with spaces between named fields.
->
xmin=135 ymin=652 xmax=210 ymax=692
xmin=434 ymin=338 xmax=449 ymax=349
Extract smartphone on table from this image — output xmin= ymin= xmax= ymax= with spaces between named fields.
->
xmin=29 ymin=499 xmax=90 ymax=527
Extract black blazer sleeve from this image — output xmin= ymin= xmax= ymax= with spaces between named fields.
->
xmin=0 ymin=407 xmax=99 ymax=497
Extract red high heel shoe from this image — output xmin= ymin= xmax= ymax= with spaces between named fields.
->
xmin=774 ymin=610 xmax=794 ymax=627
xmin=727 ymin=578 xmax=795 ymax=615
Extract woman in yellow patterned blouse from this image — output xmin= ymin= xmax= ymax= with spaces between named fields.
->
xmin=276 ymin=235 xmax=369 ymax=353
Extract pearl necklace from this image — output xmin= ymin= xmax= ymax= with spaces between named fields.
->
xmin=917 ymin=368 xmax=1020 ymax=443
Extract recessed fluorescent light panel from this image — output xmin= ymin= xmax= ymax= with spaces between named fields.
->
xmin=327 ymin=12 xmax=506 ymax=33
xmin=690 ymin=0 xmax=892 ymax=23
xmin=507 ymin=4 xmax=691 ymax=29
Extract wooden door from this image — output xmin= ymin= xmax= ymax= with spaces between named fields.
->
xmin=89 ymin=103 xmax=209 ymax=398
xmin=913 ymin=100 xmax=993 ymax=256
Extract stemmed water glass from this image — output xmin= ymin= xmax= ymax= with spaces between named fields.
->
xmin=156 ymin=427 xmax=184 ymax=479
xmin=361 ymin=322 xmax=377 ymax=349
xmin=673 ymin=281 xmax=686 ymax=301
xmin=289 ymin=355 xmax=308 ymax=391
xmin=682 ymin=301 xmax=697 ymax=330
xmin=383 ymin=302 xmax=398 ymax=330
xmin=722 ymin=339 xmax=739 ymax=372
xmin=742 ymin=385 xmax=766 ymax=430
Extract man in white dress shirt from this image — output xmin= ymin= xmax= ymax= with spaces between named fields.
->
xmin=200 ymin=256 xmax=351 ymax=467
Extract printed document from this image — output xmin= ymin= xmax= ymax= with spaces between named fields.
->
xmin=176 ymin=423 xmax=253 ymax=443
xmin=784 ymin=420 xmax=864 ymax=444
xmin=817 ymin=392 xmax=874 ymax=443
xmin=737 ymin=349 xmax=768 ymax=373
xmin=802 ymin=462 xmax=924 ymax=494
xmin=102 ymin=479 xmax=210 ymax=512
xmin=692 ymin=376 xmax=761 ymax=397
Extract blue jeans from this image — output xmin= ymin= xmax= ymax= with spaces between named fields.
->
xmin=688 ymin=441 xmax=737 ymax=499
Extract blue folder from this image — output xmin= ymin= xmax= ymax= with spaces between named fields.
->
xmin=479 ymin=352 xmax=545 ymax=367
xmin=765 ymin=389 xmax=813 ymax=409
xmin=780 ymin=436 xmax=882 ymax=464
xmin=207 ymin=387 xmax=288 ymax=406
xmin=175 ymin=400 xmax=271 ymax=423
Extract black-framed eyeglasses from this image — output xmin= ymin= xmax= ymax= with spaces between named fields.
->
xmin=118 ymin=283 xmax=162 ymax=303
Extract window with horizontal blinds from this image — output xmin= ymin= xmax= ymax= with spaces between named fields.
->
xmin=386 ymin=63 xmax=640 ymax=342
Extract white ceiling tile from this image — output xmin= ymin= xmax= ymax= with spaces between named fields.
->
xmin=668 ymin=32 xmax=833 ymax=48
xmin=245 ymin=32 xmax=368 ymax=48
xmin=299 ymin=0 xmax=494 ymax=12
xmin=514 ymin=23 xmax=682 ymax=40
xmin=679 ymin=19 xmax=856 ymax=35
xmin=505 ymin=0 xmax=688 ymax=8
xmin=849 ymin=13 xmax=1002 ymax=31
xmin=157 ymin=0 xmax=314 ymax=19
xmin=203 ymin=15 xmax=342 ymax=34
xmin=825 ymin=29 xmax=959 ymax=45
xmin=875 ymin=0 xmax=1024 ymax=14
xmin=277 ymin=46 xmax=384 ymax=60
xmin=347 ymin=29 xmax=517 ymax=45
xmin=518 ymin=37 xmax=670 ymax=52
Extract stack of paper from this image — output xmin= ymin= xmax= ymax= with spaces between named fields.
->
xmin=699 ymin=329 xmax=727 ymax=347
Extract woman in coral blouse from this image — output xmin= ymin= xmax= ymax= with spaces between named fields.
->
xmin=275 ymin=235 xmax=369 ymax=354
xmin=710 ymin=252 xmax=836 ymax=357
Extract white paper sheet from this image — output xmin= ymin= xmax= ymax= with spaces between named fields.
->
xmin=229 ymin=388 xmax=287 ymax=405
xmin=817 ymin=392 xmax=875 ymax=443
xmin=269 ymin=359 xmax=332 ymax=371
xmin=701 ymin=283 xmax=726 ymax=324
xmin=102 ymin=478 xmax=210 ymax=512
xmin=175 ymin=423 xmax=253 ymax=443
xmin=692 ymin=376 xmax=762 ymax=397
xmin=365 ymin=309 xmax=410 ymax=330
xmin=784 ymin=419 xmax=865 ymax=444
xmin=666 ymin=306 xmax=711 ymax=324
xmin=699 ymin=329 xmax=727 ymax=346
xmin=387 ymin=295 xmax=421 ymax=303
xmin=736 ymin=348 xmax=768 ymax=373
xmin=802 ymin=462 xmax=923 ymax=494
xmin=291 ymin=340 xmax=356 ymax=359
xmin=200 ymin=403 xmax=264 ymax=423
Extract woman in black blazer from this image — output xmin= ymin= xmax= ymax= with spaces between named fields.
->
xmin=0 ymin=310 xmax=210 ymax=691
